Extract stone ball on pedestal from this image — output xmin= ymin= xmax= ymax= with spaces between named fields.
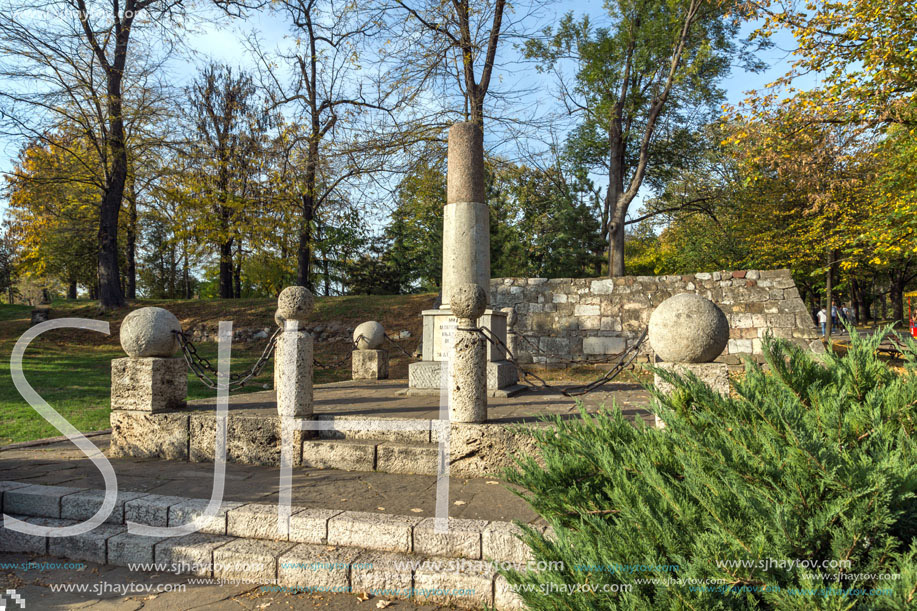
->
xmin=120 ymin=307 xmax=182 ymax=358
xmin=276 ymin=286 xmax=314 ymax=324
xmin=451 ymin=284 xmax=487 ymax=320
xmin=353 ymin=321 xmax=385 ymax=350
xmin=649 ymin=293 xmax=729 ymax=363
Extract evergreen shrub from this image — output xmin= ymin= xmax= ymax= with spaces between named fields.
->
xmin=502 ymin=330 xmax=917 ymax=609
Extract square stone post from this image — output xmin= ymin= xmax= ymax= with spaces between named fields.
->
xmin=352 ymin=349 xmax=388 ymax=380
xmin=111 ymin=306 xmax=187 ymax=413
xmin=274 ymin=287 xmax=315 ymax=418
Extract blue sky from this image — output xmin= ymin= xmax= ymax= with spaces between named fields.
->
xmin=0 ymin=1 xmax=804 ymax=215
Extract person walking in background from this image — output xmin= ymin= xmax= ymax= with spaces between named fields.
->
xmin=843 ymin=305 xmax=855 ymax=326
xmin=831 ymin=304 xmax=840 ymax=328
xmin=818 ymin=307 xmax=828 ymax=336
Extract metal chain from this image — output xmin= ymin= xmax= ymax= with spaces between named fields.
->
xmin=383 ymin=332 xmax=419 ymax=360
xmin=475 ymin=325 xmax=648 ymax=398
xmin=510 ymin=329 xmax=641 ymax=366
xmin=174 ymin=328 xmax=281 ymax=391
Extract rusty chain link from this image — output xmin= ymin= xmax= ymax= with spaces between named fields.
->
xmin=174 ymin=328 xmax=281 ymax=391
xmin=474 ymin=325 xmax=648 ymax=397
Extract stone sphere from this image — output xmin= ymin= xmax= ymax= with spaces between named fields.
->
xmin=451 ymin=284 xmax=487 ymax=320
xmin=120 ymin=307 xmax=182 ymax=358
xmin=277 ymin=286 xmax=313 ymax=322
xmin=353 ymin=321 xmax=385 ymax=350
xmin=648 ymin=293 xmax=729 ymax=363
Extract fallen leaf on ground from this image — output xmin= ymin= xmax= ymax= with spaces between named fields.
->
xmin=410 ymin=508 xmax=423 ymax=512
xmin=356 ymin=591 xmax=370 ymax=601
xmin=377 ymin=601 xmax=393 ymax=608
xmin=454 ymin=500 xmax=466 ymax=505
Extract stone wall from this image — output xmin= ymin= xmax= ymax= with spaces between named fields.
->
xmin=490 ymin=269 xmax=823 ymax=366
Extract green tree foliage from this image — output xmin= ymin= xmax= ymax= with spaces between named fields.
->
xmin=503 ymin=330 xmax=917 ymax=609
xmin=525 ymin=0 xmax=756 ymax=276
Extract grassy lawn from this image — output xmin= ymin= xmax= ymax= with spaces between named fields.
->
xmin=0 ymin=295 xmax=431 ymax=445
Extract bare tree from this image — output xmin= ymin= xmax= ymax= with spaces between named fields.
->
xmin=0 ymin=0 xmax=188 ymax=307
xmin=378 ymin=0 xmax=545 ymax=128
xmin=252 ymin=0 xmax=413 ymax=289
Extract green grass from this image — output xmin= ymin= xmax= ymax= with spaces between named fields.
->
xmin=0 ymin=295 xmax=429 ymax=445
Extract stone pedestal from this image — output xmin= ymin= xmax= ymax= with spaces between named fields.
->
xmin=653 ymin=362 xmax=729 ymax=428
xmin=352 ymin=349 xmax=388 ymax=380
xmin=110 ymin=357 xmax=187 ymax=413
xmin=408 ymin=308 xmax=517 ymax=394
xmin=275 ymin=322 xmax=313 ymax=417
xmin=448 ymin=324 xmax=487 ymax=423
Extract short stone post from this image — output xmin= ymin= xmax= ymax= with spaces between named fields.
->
xmin=352 ymin=321 xmax=388 ymax=380
xmin=449 ymin=284 xmax=487 ymax=423
xmin=274 ymin=286 xmax=314 ymax=417
xmin=648 ymin=293 xmax=730 ymax=428
xmin=111 ymin=307 xmax=187 ymax=413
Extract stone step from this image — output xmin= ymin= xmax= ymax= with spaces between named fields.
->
xmin=301 ymin=438 xmax=440 ymax=475
xmin=315 ymin=415 xmax=433 ymax=442
xmin=0 ymin=482 xmax=544 ymax=610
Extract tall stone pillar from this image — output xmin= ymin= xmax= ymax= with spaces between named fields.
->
xmin=408 ymin=123 xmax=519 ymax=396
xmin=441 ymin=122 xmax=490 ymax=308
xmin=274 ymin=286 xmax=314 ymax=418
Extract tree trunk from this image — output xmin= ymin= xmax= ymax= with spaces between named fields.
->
xmin=125 ymin=183 xmax=137 ymax=300
xmin=825 ymin=250 xmax=836 ymax=340
xmin=890 ymin=275 xmax=905 ymax=326
xmin=297 ymin=189 xmax=316 ymax=291
xmin=233 ymin=241 xmax=242 ymax=298
xmin=605 ymin=109 xmax=627 ymax=277
xmin=97 ymin=62 xmax=127 ymax=309
xmin=67 ymin=281 xmax=77 ymax=300
xmin=219 ymin=238 xmax=234 ymax=298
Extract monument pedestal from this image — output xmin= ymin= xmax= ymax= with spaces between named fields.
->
xmin=408 ymin=308 xmax=520 ymax=396
xmin=653 ymin=361 xmax=729 ymax=428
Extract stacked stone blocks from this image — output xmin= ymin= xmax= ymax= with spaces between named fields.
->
xmin=1 ymin=481 xmax=543 ymax=609
xmin=491 ymin=269 xmax=822 ymax=366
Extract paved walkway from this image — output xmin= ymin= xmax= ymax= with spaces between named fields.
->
xmin=187 ymin=379 xmax=654 ymax=424
xmin=0 ymin=551 xmax=447 ymax=610
xmin=0 ymin=435 xmax=542 ymax=525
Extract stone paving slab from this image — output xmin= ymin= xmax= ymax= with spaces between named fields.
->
xmin=212 ymin=538 xmax=296 ymax=583
xmin=0 ymin=439 xmax=542 ymax=524
xmin=154 ymin=532 xmax=234 ymax=577
xmin=185 ymin=379 xmax=654 ymax=424
xmin=0 ymin=551 xmax=450 ymax=610
xmin=167 ymin=498 xmax=245 ymax=534
xmin=124 ymin=494 xmax=188 ymax=527
xmin=289 ymin=507 xmax=343 ymax=544
xmin=107 ymin=531 xmax=167 ymax=566
xmin=413 ymin=517 xmax=488 ymax=559
xmin=47 ymin=521 xmax=126 ymax=564
xmin=276 ymin=543 xmax=360 ymax=590
xmin=61 ymin=489 xmax=149 ymax=524
xmin=327 ymin=511 xmax=423 ymax=553
xmin=3 ymin=484 xmax=83 ymax=518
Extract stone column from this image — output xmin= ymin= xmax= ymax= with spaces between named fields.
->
xmin=274 ymin=286 xmax=314 ymax=418
xmin=352 ymin=321 xmax=388 ymax=380
xmin=449 ymin=284 xmax=487 ymax=423
xmin=111 ymin=307 xmax=187 ymax=413
xmin=441 ymin=122 xmax=490 ymax=309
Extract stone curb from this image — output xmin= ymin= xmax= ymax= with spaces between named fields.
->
xmin=0 ymin=482 xmax=535 ymax=563
xmin=0 ymin=482 xmax=541 ymax=610
xmin=0 ymin=429 xmax=111 ymax=452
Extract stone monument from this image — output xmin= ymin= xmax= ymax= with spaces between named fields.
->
xmin=408 ymin=122 xmax=518 ymax=395
xmin=274 ymin=286 xmax=314 ymax=417
xmin=111 ymin=307 xmax=187 ymax=412
xmin=352 ymin=320 xmax=388 ymax=380
xmin=650 ymin=293 xmax=730 ymax=426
